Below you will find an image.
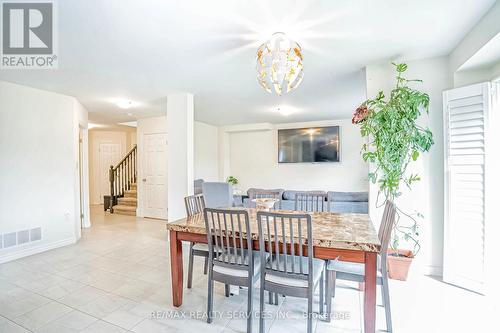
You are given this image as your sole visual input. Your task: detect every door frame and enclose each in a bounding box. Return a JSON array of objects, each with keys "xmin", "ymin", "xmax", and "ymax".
[{"xmin": 77, "ymin": 125, "xmax": 91, "ymax": 231}]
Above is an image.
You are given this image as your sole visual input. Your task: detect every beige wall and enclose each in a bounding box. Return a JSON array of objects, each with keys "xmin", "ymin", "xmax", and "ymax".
[
  {"xmin": 88, "ymin": 128, "xmax": 137, "ymax": 204},
  {"xmin": 0, "ymin": 81, "xmax": 88, "ymax": 263},
  {"xmin": 222, "ymin": 119, "xmax": 368, "ymax": 193},
  {"xmin": 194, "ymin": 121, "xmax": 219, "ymax": 182}
]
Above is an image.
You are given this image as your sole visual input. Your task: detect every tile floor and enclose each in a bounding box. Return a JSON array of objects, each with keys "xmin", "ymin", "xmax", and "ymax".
[{"xmin": 0, "ymin": 206, "xmax": 496, "ymax": 332}]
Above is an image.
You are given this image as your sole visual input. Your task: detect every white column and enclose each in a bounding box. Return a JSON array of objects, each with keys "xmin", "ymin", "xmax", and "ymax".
[{"xmin": 167, "ymin": 93, "xmax": 194, "ymax": 221}]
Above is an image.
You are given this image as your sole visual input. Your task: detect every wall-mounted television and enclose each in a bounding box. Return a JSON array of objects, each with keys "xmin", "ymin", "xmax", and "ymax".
[{"xmin": 278, "ymin": 126, "xmax": 340, "ymax": 163}]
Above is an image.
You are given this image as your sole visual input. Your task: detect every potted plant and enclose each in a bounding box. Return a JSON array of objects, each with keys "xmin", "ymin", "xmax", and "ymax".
[
  {"xmin": 352, "ymin": 63, "xmax": 434, "ymax": 281},
  {"xmin": 226, "ymin": 176, "xmax": 239, "ymax": 186}
]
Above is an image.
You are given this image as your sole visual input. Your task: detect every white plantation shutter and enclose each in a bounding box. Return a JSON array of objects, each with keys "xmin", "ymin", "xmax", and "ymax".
[{"xmin": 443, "ymin": 82, "xmax": 491, "ymax": 294}]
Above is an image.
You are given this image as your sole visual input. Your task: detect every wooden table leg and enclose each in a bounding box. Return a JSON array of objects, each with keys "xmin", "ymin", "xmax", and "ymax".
[
  {"xmin": 170, "ymin": 230, "xmax": 183, "ymax": 307},
  {"xmin": 364, "ymin": 251, "xmax": 377, "ymax": 333}
]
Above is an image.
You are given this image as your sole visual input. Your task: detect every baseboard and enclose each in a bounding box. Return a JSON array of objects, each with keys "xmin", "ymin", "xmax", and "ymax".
[
  {"xmin": 423, "ymin": 265, "xmax": 443, "ymax": 277},
  {"xmin": 0, "ymin": 237, "xmax": 77, "ymax": 264}
]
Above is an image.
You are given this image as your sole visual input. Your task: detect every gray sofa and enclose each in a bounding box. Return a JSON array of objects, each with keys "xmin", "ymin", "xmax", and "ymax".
[{"xmin": 242, "ymin": 188, "xmax": 368, "ymax": 214}]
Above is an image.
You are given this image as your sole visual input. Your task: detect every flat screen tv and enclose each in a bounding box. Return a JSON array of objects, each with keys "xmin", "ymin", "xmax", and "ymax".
[{"xmin": 278, "ymin": 126, "xmax": 340, "ymax": 163}]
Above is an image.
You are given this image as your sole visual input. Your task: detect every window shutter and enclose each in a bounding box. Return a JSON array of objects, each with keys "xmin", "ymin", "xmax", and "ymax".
[{"xmin": 443, "ymin": 82, "xmax": 490, "ymax": 294}]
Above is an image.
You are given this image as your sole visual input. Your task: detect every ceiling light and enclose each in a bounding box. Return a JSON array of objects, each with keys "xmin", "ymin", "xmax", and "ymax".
[
  {"xmin": 117, "ymin": 100, "xmax": 134, "ymax": 109},
  {"xmin": 111, "ymin": 98, "xmax": 137, "ymax": 109},
  {"xmin": 273, "ymin": 105, "xmax": 299, "ymax": 116},
  {"xmin": 256, "ymin": 32, "xmax": 304, "ymax": 95}
]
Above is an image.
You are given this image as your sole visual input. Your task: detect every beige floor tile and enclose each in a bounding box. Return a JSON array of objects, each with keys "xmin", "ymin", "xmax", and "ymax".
[
  {"xmin": 102, "ymin": 309, "xmax": 145, "ymax": 329},
  {"xmin": 35, "ymin": 310, "xmax": 98, "ymax": 332},
  {"xmin": 0, "ymin": 316, "xmax": 31, "ymax": 333},
  {"xmin": 75, "ymin": 293, "xmax": 135, "ymax": 318},
  {"xmin": 79, "ymin": 320, "xmax": 126, "ymax": 333},
  {"xmin": 0, "ymin": 290, "xmax": 51, "ymax": 318},
  {"xmin": 13, "ymin": 301, "xmax": 73, "ymax": 331},
  {"xmin": 57, "ymin": 285, "xmax": 108, "ymax": 308}
]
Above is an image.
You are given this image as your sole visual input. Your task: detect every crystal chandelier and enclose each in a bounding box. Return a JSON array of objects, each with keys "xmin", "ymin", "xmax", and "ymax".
[{"xmin": 256, "ymin": 32, "xmax": 304, "ymax": 95}]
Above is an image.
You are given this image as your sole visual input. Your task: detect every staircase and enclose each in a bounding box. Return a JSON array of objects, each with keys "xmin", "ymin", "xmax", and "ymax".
[
  {"xmin": 109, "ymin": 145, "xmax": 137, "ymax": 216},
  {"xmin": 112, "ymin": 183, "xmax": 137, "ymax": 216}
]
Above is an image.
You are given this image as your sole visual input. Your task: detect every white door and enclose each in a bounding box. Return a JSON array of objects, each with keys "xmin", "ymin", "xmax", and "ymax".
[
  {"xmin": 443, "ymin": 82, "xmax": 491, "ymax": 294},
  {"xmin": 99, "ymin": 143, "xmax": 122, "ymax": 202},
  {"xmin": 143, "ymin": 133, "xmax": 168, "ymax": 219}
]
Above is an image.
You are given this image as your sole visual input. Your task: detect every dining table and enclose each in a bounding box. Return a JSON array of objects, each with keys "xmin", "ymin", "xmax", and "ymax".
[{"xmin": 166, "ymin": 208, "xmax": 381, "ymax": 333}]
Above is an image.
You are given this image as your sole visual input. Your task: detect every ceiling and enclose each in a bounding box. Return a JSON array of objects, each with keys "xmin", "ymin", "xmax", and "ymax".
[{"xmin": 0, "ymin": 0, "xmax": 495, "ymax": 125}]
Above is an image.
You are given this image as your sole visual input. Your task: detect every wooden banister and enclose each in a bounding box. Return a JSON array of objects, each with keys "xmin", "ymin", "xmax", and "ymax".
[{"xmin": 109, "ymin": 144, "xmax": 137, "ymax": 213}]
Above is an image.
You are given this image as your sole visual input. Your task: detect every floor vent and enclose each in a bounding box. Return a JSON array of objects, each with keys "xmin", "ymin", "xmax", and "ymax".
[{"xmin": 0, "ymin": 228, "xmax": 42, "ymax": 249}]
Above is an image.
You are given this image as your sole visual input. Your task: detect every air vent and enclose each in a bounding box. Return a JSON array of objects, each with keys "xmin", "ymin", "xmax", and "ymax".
[
  {"xmin": 30, "ymin": 228, "xmax": 42, "ymax": 241},
  {"xmin": 3, "ymin": 233, "xmax": 16, "ymax": 248},
  {"xmin": 0, "ymin": 228, "xmax": 42, "ymax": 249},
  {"xmin": 17, "ymin": 230, "xmax": 30, "ymax": 245}
]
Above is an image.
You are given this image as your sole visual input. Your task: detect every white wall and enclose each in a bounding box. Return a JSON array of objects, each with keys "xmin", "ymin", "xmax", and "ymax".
[
  {"xmin": 0, "ymin": 81, "xmax": 87, "ymax": 263},
  {"xmin": 167, "ymin": 94, "xmax": 194, "ymax": 221},
  {"xmin": 222, "ymin": 119, "xmax": 368, "ymax": 193},
  {"xmin": 194, "ymin": 121, "xmax": 219, "ymax": 181},
  {"xmin": 365, "ymin": 57, "xmax": 452, "ymax": 275}
]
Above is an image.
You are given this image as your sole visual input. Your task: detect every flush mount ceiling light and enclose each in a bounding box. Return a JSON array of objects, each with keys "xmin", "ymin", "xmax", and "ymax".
[
  {"xmin": 111, "ymin": 98, "xmax": 137, "ymax": 109},
  {"xmin": 256, "ymin": 32, "xmax": 303, "ymax": 96},
  {"xmin": 117, "ymin": 100, "xmax": 134, "ymax": 109},
  {"xmin": 273, "ymin": 105, "xmax": 298, "ymax": 116}
]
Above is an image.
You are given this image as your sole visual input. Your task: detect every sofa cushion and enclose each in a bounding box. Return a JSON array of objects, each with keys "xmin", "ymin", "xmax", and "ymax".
[
  {"xmin": 194, "ymin": 179, "xmax": 204, "ymax": 195},
  {"xmin": 247, "ymin": 188, "xmax": 285, "ymax": 198},
  {"xmin": 328, "ymin": 191, "xmax": 368, "ymax": 202},
  {"xmin": 282, "ymin": 190, "xmax": 327, "ymax": 201}
]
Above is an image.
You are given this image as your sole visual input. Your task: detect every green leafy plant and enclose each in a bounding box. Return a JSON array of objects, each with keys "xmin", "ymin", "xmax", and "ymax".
[
  {"xmin": 352, "ymin": 63, "xmax": 434, "ymax": 256},
  {"xmin": 226, "ymin": 176, "xmax": 239, "ymax": 186}
]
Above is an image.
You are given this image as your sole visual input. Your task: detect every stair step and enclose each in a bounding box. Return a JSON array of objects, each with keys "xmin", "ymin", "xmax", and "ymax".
[
  {"xmin": 117, "ymin": 197, "xmax": 137, "ymax": 206},
  {"xmin": 130, "ymin": 183, "xmax": 137, "ymax": 190},
  {"xmin": 124, "ymin": 190, "xmax": 137, "ymax": 198},
  {"xmin": 113, "ymin": 205, "xmax": 136, "ymax": 216}
]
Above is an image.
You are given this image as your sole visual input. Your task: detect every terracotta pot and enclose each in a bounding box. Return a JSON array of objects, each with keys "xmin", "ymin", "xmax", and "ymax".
[{"xmin": 387, "ymin": 249, "xmax": 414, "ymax": 281}]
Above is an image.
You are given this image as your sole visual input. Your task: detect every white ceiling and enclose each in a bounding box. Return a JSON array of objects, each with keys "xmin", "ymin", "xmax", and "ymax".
[{"xmin": 0, "ymin": 0, "xmax": 495, "ymax": 125}]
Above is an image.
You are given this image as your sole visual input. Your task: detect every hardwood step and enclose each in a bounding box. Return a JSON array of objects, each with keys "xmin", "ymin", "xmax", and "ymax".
[
  {"xmin": 130, "ymin": 183, "xmax": 137, "ymax": 190},
  {"xmin": 117, "ymin": 197, "xmax": 137, "ymax": 206},
  {"xmin": 113, "ymin": 205, "xmax": 136, "ymax": 216},
  {"xmin": 124, "ymin": 190, "xmax": 137, "ymax": 198}
]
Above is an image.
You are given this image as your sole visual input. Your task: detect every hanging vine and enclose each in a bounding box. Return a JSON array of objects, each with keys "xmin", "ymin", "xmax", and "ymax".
[{"xmin": 353, "ymin": 63, "xmax": 434, "ymax": 255}]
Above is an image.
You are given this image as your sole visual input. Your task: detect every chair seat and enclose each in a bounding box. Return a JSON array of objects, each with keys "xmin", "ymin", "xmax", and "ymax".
[
  {"xmin": 213, "ymin": 251, "xmax": 264, "ymax": 278},
  {"xmin": 192, "ymin": 243, "xmax": 209, "ymax": 252},
  {"xmin": 327, "ymin": 257, "xmax": 382, "ymax": 279},
  {"xmin": 266, "ymin": 255, "xmax": 325, "ymax": 288}
]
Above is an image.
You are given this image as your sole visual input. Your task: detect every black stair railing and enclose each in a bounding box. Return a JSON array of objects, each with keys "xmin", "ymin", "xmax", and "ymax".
[{"xmin": 109, "ymin": 144, "xmax": 137, "ymax": 213}]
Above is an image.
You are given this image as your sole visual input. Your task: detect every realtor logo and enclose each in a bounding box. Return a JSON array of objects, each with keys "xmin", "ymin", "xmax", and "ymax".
[{"xmin": 1, "ymin": 0, "xmax": 57, "ymax": 69}]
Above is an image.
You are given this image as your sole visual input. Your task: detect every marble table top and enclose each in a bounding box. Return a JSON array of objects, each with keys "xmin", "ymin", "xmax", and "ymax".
[{"xmin": 166, "ymin": 208, "xmax": 380, "ymax": 252}]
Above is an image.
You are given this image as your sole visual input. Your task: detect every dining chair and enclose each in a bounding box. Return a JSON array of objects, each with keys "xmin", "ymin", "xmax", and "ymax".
[
  {"xmin": 184, "ymin": 194, "xmax": 209, "ymax": 289},
  {"xmin": 294, "ymin": 192, "xmax": 330, "ymax": 212},
  {"xmin": 249, "ymin": 189, "xmax": 282, "ymax": 209},
  {"xmin": 202, "ymin": 182, "xmax": 234, "ymax": 208},
  {"xmin": 204, "ymin": 208, "xmax": 264, "ymax": 333},
  {"xmin": 325, "ymin": 200, "xmax": 396, "ymax": 332},
  {"xmin": 257, "ymin": 211, "xmax": 325, "ymax": 333}
]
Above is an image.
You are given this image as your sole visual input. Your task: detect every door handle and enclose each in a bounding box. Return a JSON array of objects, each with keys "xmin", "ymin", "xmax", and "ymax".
[{"xmin": 142, "ymin": 178, "xmax": 146, "ymax": 182}]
